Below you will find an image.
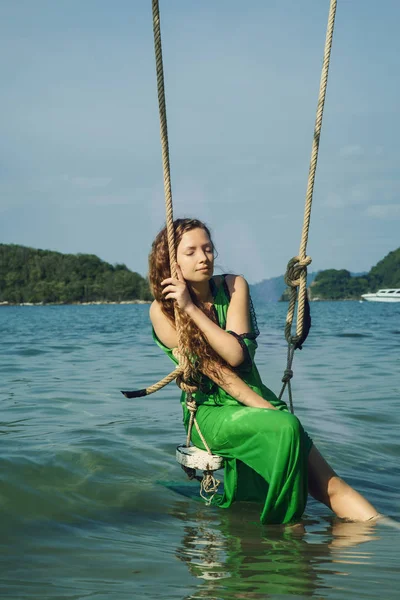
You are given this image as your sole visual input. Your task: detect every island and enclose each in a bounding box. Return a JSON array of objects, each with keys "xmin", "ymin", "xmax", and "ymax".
[
  {"xmin": 1, "ymin": 243, "xmax": 399, "ymax": 306},
  {"xmin": 276, "ymin": 247, "xmax": 400, "ymax": 301},
  {"xmin": 0, "ymin": 244, "xmax": 152, "ymax": 305},
  {"xmin": 308, "ymin": 247, "xmax": 400, "ymax": 301}
]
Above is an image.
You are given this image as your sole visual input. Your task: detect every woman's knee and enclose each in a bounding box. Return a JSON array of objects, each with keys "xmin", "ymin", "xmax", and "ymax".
[{"xmin": 278, "ymin": 412, "xmax": 303, "ymax": 438}]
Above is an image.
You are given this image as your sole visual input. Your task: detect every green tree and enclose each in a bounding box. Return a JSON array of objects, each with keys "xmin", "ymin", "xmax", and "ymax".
[
  {"xmin": 0, "ymin": 244, "xmax": 151, "ymax": 304},
  {"xmin": 309, "ymin": 248, "xmax": 400, "ymax": 300}
]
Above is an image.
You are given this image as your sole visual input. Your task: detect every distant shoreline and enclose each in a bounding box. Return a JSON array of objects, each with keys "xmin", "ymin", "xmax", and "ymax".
[{"xmin": 0, "ymin": 300, "xmax": 151, "ymax": 307}]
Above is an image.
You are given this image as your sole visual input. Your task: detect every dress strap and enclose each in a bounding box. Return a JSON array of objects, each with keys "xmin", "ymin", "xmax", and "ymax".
[
  {"xmin": 209, "ymin": 275, "xmax": 229, "ymax": 301},
  {"xmin": 221, "ymin": 274, "xmax": 231, "ymax": 301},
  {"xmin": 209, "ymin": 277, "xmax": 218, "ymax": 299}
]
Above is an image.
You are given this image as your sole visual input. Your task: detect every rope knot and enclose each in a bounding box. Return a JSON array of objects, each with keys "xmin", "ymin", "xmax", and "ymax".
[
  {"xmin": 282, "ymin": 368, "xmax": 293, "ymax": 383},
  {"xmin": 284, "ymin": 255, "xmax": 312, "ymax": 288},
  {"xmin": 186, "ymin": 397, "xmax": 197, "ymax": 415},
  {"xmin": 173, "ymin": 348, "xmax": 198, "ymax": 394},
  {"xmin": 200, "ymin": 470, "xmax": 221, "ymax": 505},
  {"xmin": 176, "ymin": 377, "xmax": 197, "ymax": 394}
]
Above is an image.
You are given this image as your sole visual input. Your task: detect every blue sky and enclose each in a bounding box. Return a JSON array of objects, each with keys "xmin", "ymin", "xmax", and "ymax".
[{"xmin": 1, "ymin": 0, "xmax": 399, "ymax": 283}]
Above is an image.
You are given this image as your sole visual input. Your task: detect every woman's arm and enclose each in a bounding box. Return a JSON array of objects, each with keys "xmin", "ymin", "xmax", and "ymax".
[
  {"xmin": 156, "ymin": 268, "xmax": 251, "ymax": 367},
  {"xmin": 185, "ymin": 306, "xmax": 245, "ymax": 368},
  {"xmin": 150, "ymin": 302, "xmax": 274, "ymax": 408},
  {"xmin": 151, "ymin": 272, "xmax": 274, "ymax": 409},
  {"xmin": 203, "ymin": 363, "xmax": 277, "ymax": 410},
  {"xmin": 224, "ymin": 274, "xmax": 251, "ymax": 333},
  {"xmin": 151, "ymin": 299, "xmax": 246, "ymax": 367},
  {"xmin": 185, "ymin": 274, "xmax": 252, "ymax": 367}
]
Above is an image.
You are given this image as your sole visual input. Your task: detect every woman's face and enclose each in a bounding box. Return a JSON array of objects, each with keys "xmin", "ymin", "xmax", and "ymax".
[{"xmin": 176, "ymin": 227, "xmax": 214, "ymax": 282}]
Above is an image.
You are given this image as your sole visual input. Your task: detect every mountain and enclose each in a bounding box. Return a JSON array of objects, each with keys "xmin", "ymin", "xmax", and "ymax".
[
  {"xmin": 0, "ymin": 244, "xmax": 151, "ymax": 305},
  {"xmin": 2, "ymin": 242, "xmax": 398, "ymax": 305},
  {"xmin": 309, "ymin": 248, "xmax": 400, "ymax": 300},
  {"xmin": 250, "ymin": 273, "xmax": 317, "ymax": 304}
]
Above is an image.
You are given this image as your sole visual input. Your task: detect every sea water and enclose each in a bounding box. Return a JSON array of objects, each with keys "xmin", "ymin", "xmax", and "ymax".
[{"xmin": 0, "ymin": 301, "xmax": 399, "ymax": 599}]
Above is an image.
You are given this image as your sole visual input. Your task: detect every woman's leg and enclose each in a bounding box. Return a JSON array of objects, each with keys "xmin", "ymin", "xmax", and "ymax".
[{"xmin": 308, "ymin": 445, "xmax": 379, "ymax": 521}]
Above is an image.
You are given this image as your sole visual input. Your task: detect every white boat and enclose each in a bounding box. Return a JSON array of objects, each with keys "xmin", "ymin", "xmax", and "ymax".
[{"xmin": 361, "ymin": 289, "xmax": 400, "ymax": 302}]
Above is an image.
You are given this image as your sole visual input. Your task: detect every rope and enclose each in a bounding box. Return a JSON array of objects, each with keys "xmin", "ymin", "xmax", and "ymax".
[
  {"xmin": 282, "ymin": 0, "xmax": 337, "ymax": 411},
  {"xmin": 124, "ymin": 3, "xmax": 214, "ymax": 467},
  {"xmin": 278, "ymin": 343, "xmax": 295, "ymax": 413},
  {"xmin": 200, "ymin": 471, "xmax": 221, "ymax": 505},
  {"xmin": 122, "ymin": 1, "xmax": 195, "ymax": 400},
  {"xmin": 185, "ymin": 392, "xmax": 212, "ymax": 453},
  {"xmin": 152, "ymin": 0, "xmax": 175, "ymax": 280},
  {"xmin": 121, "ymin": 366, "xmax": 183, "ymax": 398},
  {"xmin": 125, "ymin": 1, "xmax": 336, "ymax": 485},
  {"xmin": 152, "ymin": 1, "xmax": 219, "ymax": 499},
  {"xmin": 152, "ymin": 0, "xmax": 193, "ymax": 386}
]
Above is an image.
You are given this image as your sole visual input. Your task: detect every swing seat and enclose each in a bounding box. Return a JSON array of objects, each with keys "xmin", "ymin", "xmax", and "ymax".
[{"xmin": 176, "ymin": 445, "xmax": 224, "ymax": 471}]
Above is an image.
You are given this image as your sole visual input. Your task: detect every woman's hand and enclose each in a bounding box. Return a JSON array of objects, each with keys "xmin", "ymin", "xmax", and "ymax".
[{"xmin": 161, "ymin": 263, "xmax": 194, "ymax": 312}]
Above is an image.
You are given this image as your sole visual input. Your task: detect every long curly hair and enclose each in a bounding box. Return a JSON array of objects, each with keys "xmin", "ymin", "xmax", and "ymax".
[{"xmin": 148, "ymin": 218, "xmax": 228, "ymax": 384}]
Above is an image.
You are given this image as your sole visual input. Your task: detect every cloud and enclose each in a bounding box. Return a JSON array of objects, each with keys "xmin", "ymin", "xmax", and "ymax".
[
  {"xmin": 339, "ymin": 144, "xmax": 364, "ymax": 157},
  {"xmin": 365, "ymin": 204, "xmax": 400, "ymax": 219}
]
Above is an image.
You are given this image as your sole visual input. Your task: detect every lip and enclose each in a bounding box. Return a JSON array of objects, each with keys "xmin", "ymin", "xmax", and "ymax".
[{"xmin": 197, "ymin": 267, "xmax": 211, "ymax": 272}]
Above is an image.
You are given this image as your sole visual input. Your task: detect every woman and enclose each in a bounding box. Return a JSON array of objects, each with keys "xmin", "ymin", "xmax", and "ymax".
[{"xmin": 149, "ymin": 218, "xmax": 379, "ymax": 524}]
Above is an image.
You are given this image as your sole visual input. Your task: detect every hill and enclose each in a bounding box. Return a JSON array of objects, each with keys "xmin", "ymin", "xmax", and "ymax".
[
  {"xmin": 2, "ymin": 243, "xmax": 398, "ymax": 305},
  {"xmin": 250, "ymin": 273, "xmax": 317, "ymax": 304},
  {"xmin": 0, "ymin": 244, "xmax": 151, "ymax": 305},
  {"xmin": 309, "ymin": 248, "xmax": 400, "ymax": 300}
]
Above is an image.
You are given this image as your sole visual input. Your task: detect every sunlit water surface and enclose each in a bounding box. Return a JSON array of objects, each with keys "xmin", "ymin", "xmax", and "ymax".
[{"xmin": 1, "ymin": 301, "xmax": 399, "ymax": 599}]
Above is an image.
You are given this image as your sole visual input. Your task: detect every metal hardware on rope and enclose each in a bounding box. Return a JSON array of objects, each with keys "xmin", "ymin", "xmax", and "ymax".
[{"xmin": 281, "ymin": 0, "xmax": 337, "ymax": 413}]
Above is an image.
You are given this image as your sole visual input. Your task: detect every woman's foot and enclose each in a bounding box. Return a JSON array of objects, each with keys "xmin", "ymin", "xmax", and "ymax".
[{"xmin": 308, "ymin": 446, "xmax": 379, "ymax": 522}]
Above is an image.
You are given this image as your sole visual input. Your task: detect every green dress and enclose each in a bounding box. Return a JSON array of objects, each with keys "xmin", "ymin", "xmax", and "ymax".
[{"xmin": 153, "ymin": 275, "xmax": 313, "ymax": 524}]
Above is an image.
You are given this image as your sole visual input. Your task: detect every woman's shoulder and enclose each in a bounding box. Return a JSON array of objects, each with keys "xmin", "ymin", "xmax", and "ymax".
[
  {"xmin": 212, "ymin": 273, "xmax": 248, "ymax": 287},
  {"xmin": 149, "ymin": 299, "xmax": 162, "ymax": 324},
  {"xmin": 149, "ymin": 300, "xmax": 177, "ymax": 349},
  {"xmin": 223, "ymin": 274, "xmax": 249, "ymax": 297},
  {"xmin": 211, "ymin": 274, "xmax": 249, "ymax": 307},
  {"xmin": 149, "ymin": 300, "xmax": 171, "ymax": 328}
]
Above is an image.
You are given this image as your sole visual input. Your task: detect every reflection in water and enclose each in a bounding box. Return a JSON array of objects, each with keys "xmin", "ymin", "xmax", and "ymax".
[{"xmin": 170, "ymin": 500, "xmax": 380, "ymax": 599}]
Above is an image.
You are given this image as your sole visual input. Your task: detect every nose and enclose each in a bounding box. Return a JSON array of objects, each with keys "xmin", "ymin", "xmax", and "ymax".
[{"xmin": 199, "ymin": 250, "xmax": 209, "ymax": 263}]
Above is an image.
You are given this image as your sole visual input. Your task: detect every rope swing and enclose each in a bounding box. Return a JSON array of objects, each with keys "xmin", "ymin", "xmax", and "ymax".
[
  {"xmin": 279, "ymin": 0, "xmax": 337, "ymax": 411},
  {"xmin": 149, "ymin": 0, "xmax": 223, "ymax": 502},
  {"xmin": 122, "ymin": 0, "xmax": 338, "ymax": 496}
]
